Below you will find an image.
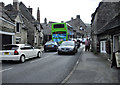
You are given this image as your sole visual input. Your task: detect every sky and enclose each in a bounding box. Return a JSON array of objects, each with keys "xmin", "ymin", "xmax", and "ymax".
[{"xmin": 1, "ymin": 0, "xmax": 102, "ymax": 24}]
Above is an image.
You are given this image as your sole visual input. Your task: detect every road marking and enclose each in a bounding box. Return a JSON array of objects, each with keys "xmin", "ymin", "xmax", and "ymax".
[
  {"xmin": 0, "ymin": 67, "xmax": 13, "ymax": 73},
  {"xmin": 60, "ymin": 48, "xmax": 83, "ymax": 84},
  {"xmin": 30, "ymin": 56, "xmax": 50, "ymax": 63}
]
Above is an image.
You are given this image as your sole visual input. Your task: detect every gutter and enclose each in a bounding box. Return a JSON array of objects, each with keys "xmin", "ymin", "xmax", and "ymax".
[{"xmin": 0, "ymin": 17, "xmax": 16, "ymax": 26}]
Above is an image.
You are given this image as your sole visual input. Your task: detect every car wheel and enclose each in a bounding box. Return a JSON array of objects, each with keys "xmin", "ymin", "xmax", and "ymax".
[
  {"xmin": 20, "ymin": 55, "xmax": 25, "ymax": 63},
  {"xmin": 44, "ymin": 49, "xmax": 47, "ymax": 52},
  {"xmin": 37, "ymin": 52, "xmax": 41, "ymax": 58}
]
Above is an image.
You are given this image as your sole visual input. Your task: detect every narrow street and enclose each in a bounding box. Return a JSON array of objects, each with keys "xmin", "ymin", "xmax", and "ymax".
[
  {"xmin": 1, "ymin": 0, "xmax": 120, "ymax": 85},
  {"xmin": 1, "ymin": 46, "xmax": 83, "ymax": 84}
]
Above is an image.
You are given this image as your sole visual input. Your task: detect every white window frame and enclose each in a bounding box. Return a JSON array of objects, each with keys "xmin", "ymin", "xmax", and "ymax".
[
  {"xmin": 0, "ymin": 31, "xmax": 15, "ymax": 44},
  {"xmin": 16, "ymin": 37, "xmax": 21, "ymax": 44},
  {"xmin": 100, "ymin": 41, "xmax": 106, "ymax": 53}
]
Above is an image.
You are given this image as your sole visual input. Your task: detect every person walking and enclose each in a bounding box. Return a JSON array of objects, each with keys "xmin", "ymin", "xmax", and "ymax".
[
  {"xmin": 85, "ymin": 38, "xmax": 90, "ymax": 51},
  {"xmin": 88, "ymin": 39, "xmax": 91, "ymax": 51}
]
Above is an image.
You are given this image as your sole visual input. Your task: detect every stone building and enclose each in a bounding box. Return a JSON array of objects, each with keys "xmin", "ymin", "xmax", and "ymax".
[
  {"xmin": 0, "ymin": 0, "xmax": 43, "ymax": 48},
  {"xmin": 91, "ymin": 1, "xmax": 120, "ymax": 60},
  {"xmin": 66, "ymin": 15, "xmax": 87, "ymax": 39},
  {"xmin": 0, "ymin": 1, "xmax": 27, "ymax": 49},
  {"xmin": 19, "ymin": 1, "xmax": 42, "ymax": 48}
]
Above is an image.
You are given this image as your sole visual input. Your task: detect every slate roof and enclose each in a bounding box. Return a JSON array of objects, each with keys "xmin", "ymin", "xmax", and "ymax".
[
  {"xmin": 97, "ymin": 12, "xmax": 120, "ymax": 34},
  {"xmin": 2, "ymin": 4, "xmax": 16, "ymax": 24},
  {"xmin": 19, "ymin": 2, "xmax": 41, "ymax": 31},
  {"xmin": 41, "ymin": 23, "xmax": 51, "ymax": 35},
  {"xmin": 4, "ymin": 4, "xmax": 18, "ymax": 22},
  {"xmin": 19, "ymin": 2, "xmax": 35, "ymax": 23},
  {"xmin": 66, "ymin": 18, "xmax": 86, "ymax": 35}
]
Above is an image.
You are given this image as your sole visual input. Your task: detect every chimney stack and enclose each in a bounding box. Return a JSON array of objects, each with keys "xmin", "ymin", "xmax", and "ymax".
[
  {"xmin": 37, "ymin": 7, "xmax": 40, "ymax": 22},
  {"xmin": 76, "ymin": 15, "xmax": 80, "ymax": 19},
  {"xmin": 28, "ymin": 6, "xmax": 33, "ymax": 15},
  {"xmin": 61, "ymin": 21, "xmax": 64, "ymax": 23},
  {"xmin": 13, "ymin": 0, "xmax": 19, "ymax": 10},
  {"xmin": 44, "ymin": 18, "xmax": 47, "ymax": 24},
  {"xmin": 71, "ymin": 17, "xmax": 73, "ymax": 20}
]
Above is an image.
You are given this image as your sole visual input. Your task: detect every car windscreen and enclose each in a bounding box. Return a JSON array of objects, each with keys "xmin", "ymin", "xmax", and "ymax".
[
  {"xmin": 61, "ymin": 42, "xmax": 74, "ymax": 46},
  {"xmin": 2, "ymin": 45, "xmax": 19, "ymax": 50}
]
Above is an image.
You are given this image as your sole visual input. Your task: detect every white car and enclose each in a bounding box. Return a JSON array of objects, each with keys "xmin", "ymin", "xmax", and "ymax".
[{"xmin": 0, "ymin": 44, "xmax": 42, "ymax": 63}]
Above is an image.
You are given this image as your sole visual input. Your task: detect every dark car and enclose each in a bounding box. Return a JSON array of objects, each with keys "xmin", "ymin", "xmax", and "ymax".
[
  {"xmin": 58, "ymin": 41, "xmax": 77, "ymax": 55},
  {"xmin": 44, "ymin": 41, "xmax": 58, "ymax": 52}
]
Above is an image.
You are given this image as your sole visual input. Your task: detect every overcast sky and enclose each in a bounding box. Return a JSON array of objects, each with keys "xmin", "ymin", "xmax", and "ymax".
[{"xmin": 1, "ymin": 0, "xmax": 102, "ymax": 24}]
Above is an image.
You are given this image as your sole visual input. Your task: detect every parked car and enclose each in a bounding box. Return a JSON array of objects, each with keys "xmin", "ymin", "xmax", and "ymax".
[
  {"xmin": 44, "ymin": 41, "xmax": 58, "ymax": 52},
  {"xmin": 0, "ymin": 44, "xmax": 41, "ymax": 63},
  {"xmin": 58, "ymin": 41, "xmax": 78, "ymax": 55}
]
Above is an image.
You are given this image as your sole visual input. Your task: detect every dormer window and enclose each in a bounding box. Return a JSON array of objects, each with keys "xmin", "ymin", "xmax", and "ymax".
[{"xmin": 16, "ymin": 23, "xmax": 20, "ymax": 33}]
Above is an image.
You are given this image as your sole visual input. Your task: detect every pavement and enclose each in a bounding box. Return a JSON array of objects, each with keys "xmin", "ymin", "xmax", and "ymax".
[{"xmin": 64, "ymin": 46, "xmax": 120, "ymax": 84}]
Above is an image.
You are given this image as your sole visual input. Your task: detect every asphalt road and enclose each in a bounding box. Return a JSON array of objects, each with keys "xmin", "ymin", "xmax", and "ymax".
[{"xmin": 1, "ymin": 46, "xmax": 83, "ymax": 84}]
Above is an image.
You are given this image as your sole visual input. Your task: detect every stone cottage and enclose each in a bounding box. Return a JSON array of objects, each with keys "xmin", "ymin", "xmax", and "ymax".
[
  {"xmin": 0, "ymin": 2, "xmax": 27, "ymax": 49},
  {"xmin": 0, "ymin": 0, "xmax": 43, "ymax": 48},
  {"xmin": 91, "ymin": 1, "xmax": 120, "ymax": 60}
]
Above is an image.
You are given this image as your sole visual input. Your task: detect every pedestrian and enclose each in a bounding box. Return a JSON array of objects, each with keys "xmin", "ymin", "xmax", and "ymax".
[
  {"xmin": 88, "ymin": 39, "xmax": 91, "ymax": 51},
  {"xmin": 85, "ymin": 38, "xmax": 90, "ymax": 51}
]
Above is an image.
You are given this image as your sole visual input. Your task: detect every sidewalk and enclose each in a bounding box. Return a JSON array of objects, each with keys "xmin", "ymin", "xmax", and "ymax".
[{"xmin": 65, "ymin": 48, "xmax": 119, "ymax": 83}]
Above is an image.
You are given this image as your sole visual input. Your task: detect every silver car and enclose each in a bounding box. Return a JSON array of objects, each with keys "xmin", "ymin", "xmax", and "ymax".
[
  {"xmin": 0, "ymin": 44, "xmax": 42, "ymax": 63},
  {"xmin": 58, "ymin": 41, "xmax": 78, "ymax": 55}
]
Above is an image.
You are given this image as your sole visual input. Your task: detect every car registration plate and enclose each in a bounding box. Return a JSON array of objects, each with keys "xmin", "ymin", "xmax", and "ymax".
[
  {"xmin": 48, "ymin": 45, "xmax": 52, "ymax": 47},
  {"xmin": 48, "ymin": 45, "xmax": 54, "ymax": 47},
  {"xmin": 4, "ymin": 52, "xmax": 10, "ymax": 55}
]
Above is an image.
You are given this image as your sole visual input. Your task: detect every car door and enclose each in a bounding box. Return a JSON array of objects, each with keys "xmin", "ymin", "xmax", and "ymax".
[
  {"xmin": 25, "ymin": 46, "xmax": 34, "ymax": 58},
  {"xmin": 29, "ymin": 46, "xmax": 36, "ymax": 58},
  {"xmin": 20, "ymin": 46, "xmax": 30, "ymax": 59}
]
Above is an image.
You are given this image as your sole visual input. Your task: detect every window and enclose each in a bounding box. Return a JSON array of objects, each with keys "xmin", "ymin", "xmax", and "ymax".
[
  {"xmin": 16, "ymin": 37, "xmax": 21, "ymax": 44},
  {"xmin": 21, "ymin": 46, "xmax": 33, "ymax": 50},
  {"xmin": 100, "ymin": 41, "xmax": 106, "ymax": 53},
  {"xmin": 54, "ymin": 24, "xmax": 64, "ymax": 28},
  {"xmin": 16, "ymin": 23, "xmax": 20, "ymax": 32},
  {"xmin": 2, "ymin": 45, "xmax": 19, "ymax": 50}
]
